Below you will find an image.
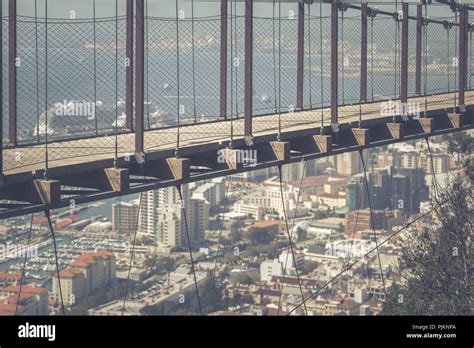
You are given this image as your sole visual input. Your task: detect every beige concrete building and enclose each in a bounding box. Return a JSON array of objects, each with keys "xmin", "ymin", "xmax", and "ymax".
[
  {"xmin": 52, "ymin": 252, "xmax": 116, "ymax": 305},
  {"xmin": 0, "ymin": 285, "xmax": 49, "ymax": 315}
]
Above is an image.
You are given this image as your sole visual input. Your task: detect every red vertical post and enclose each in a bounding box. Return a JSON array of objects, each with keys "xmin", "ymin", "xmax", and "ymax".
[
  {"xmin": 220, "ymin": 0, "xmax": 228, "ymax": 119},
  {"xmin": 415, "ymin": 4, "xmax": 422, "ymax": 96},
  {"xmin": 296, "ymin": 2, "xmax": 304, "ymax": 110},
  {"xmin": 8, "ymin": 0, "xmax": 17, "ymax": 146},
  {"xmin": 401, "ymin": 2, "xmax": 409, "ymax": 105},
  {"xmin": 330, "ymin": 0, "xmax": 338, "ymax": 126},
  {"xmin": 126, "ymin": 0, "xmax": 134, "ymax": 131},
  {"xmin": 135, "ymin": 0, "xmax": 145, "ymax": 153},
  {"xmin": 459, "ymin": 6, "xmax": 467, "ymax": 109},
  {"xmin": 244, "ymin": 0, "xmax": 252, "ymax": 138},
  {"xmin": 0, "ymin": 2, "xmax": 3, "ymax": 173},
  {"xmin": 360, "ymin": 3, "xmax": 368, "ymax": 102}
]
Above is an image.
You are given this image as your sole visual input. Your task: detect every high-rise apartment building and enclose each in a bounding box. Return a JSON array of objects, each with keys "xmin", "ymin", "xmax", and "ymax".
[{"xmin": 112, "ymin": 201, "xmax": 139, "ymax": 235}]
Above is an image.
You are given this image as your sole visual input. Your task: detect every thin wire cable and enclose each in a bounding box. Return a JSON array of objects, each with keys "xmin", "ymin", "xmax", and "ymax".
[
  {"xmin": 423, "ymin": 4, "xmax": 428, "ymax": 117},
  {"xmin": 114, "ymin": 0, "xmax": 119, "ymax": 166},
  {"xmin": 191, "ymin": 0, "xmax": 197, "ymax": 123},
  {"xmin": 146, "ymin": 0, "xmax": 150, "ymax": 129},
  {"xmin": 121, "ymin": 179, "xmax": 143, "ymax": 315},
  {"xmin": 210, "ymin": 177, "xmax": 231, "ymax": 277},
  {"xmin": 320, "ymin": 1, "xmax": 324, "ymax": 131},
  {"xmin": 425, "ymin": 137, "xmax": 442, "ymax": 200},
  {"xmin": 307, "ymin": 3, "xmax": 312, "ymax": 109},
  {"xmin": 287, "ymin": 182, "xmax": 473, "ymax": 315},
  {"xmin": 341, "ymin": 7, "xmax": 345, "ymax": 104},
  {"xmin": 34, "ymin": 0, "xmax": 40, "ymax": 143},
  {"xmin": 44, "ymin": 0, "xmax": 49, "ymax": 178},
  {"xmin": 454, "ymin": 10, "xmax": 458, "ymax": 111},
  {"xmin": 177, "ymin": 185, "xmax": 203, "ymax": 315},
  {"xmin": 93, "ymin": 0, "xmax": 98, "ymax": 135},
  {"xmin": 359, "ymin": 149, "xmax": 387, "ymax": 299},
  {"xmin": 358, "ymin": 0, "xmax": 363, "ymax": 126},
  {"xmin": 371, "ymin": 15, "xmax": 374, "ymax": 102},
  {"xmin": 470, "ymin": 29, "xmax": 473, "ymax": 90},
  {"xmin": 46, "ymin": 211, "xmax": 65, "ymax": 315},
  {"xmin": 15, "ymin": 213, "xmax": 34, "ymax": 316},
  {"xmin": 272, "ymin": 0, "xmax": 277, "ymax": 114},
  {"xmin": 233, "ymin": 0, "xmax": 239, "ymax": 121},
  {"xmin": 343, "ymin": 154, "xmax": 364, "ymax": 272},
  {"xmin": 208, "ymin": 177, "xmax": 231, "ymax": 305},
  {"xmin": 175, "ymin": 0, "xmax": 181, "ymax": 156},
  {"xmin": 277, "ymin": 0, "xmax": 282, "ymax": 141},
  {"xmin": 447, "ymin": 23, "xmax": 451, "ymax": 92},
  {"xmin": 229, "ymin": 0, "xmax": 234, "ymax": 145},
  {"xmin": 394, "ymin": 0, "xmax": 399, "ymax": 99},
  {"xmin": 276, "ymin": 163, "xmax": 308, "ymax": 316}
]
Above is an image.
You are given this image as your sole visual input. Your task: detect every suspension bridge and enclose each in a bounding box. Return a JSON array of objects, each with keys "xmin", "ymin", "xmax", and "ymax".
[
  {"xmin": 0, "ymin": 0, "xmax": 473, "ymax": 318},
  {"xmin": 0, "ymin": 0, "xmax": 473, "ymax": 221}
]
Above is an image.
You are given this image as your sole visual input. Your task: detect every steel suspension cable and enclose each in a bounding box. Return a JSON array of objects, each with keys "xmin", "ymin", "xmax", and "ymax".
[
  {"xmin": 277, "ymin": 0, "xmax": 282, "ymax": 141},
  {"xmin": 93, "ymin": 0, "xmax": 98, "ymax": 135},
  {"xmin": 454, "ymin": 9, "xmax": 458, "ymax": 111},
  {"xmin": 287, "ymin": 181, "xmax": 473, "ymax": 315},
  {"xmin": 276, "ymin": 164, "xmax": 308, "ymax": 316},
  {"xmin": 447, "ymin": 22, "xmax": 451, "ymax": 92},
  {"xmin": 358, "ymin": 0, "xmax": 363, "ymax": 127},
  {"xmin": 341, "ymin": 8, "xmax": 345, "ymax": 104},
  {"xmin": 371, "ymin": 15, "xmax": 374, "ymax": 102},
  {"xmin": 272, "ymin": 0, "xmax": 277, "ymax": 114},
  {"xmin": 191, "ymin": 0, "xmax": 197, "ymax": 123},
  {"xmin": 307, "ymin": 3, "xmax": 312, "ymax": 108},
  {"xmin": 425, "ymin": 137, "xmax": 442, "ymax": 200},
  {"xmin": 359, "ymin": 149, "xmax": 387, "ymax": 299},
  {"xmin": 44, "ymin": 0, "xmax": 49, "ymax": 179},
  {"xmin": 233, "ymin": 0, "xmax": 238, "ymax": 121},
  {"xmin": 114, "ymin": 0, "xmax": 119, "ymax": 168},
  {"xmin": 45, "ymin": 211, "xmax": 66, "ymax": 315},
  {"xmin": 344, "ymin": 151, "xmax": 365, "ymax": 272},
  {"xmin": 470, "ymin": 28, "xmax": 473, "ymax": 90},
  {"xmin": 15, "ymin": 213, "xmax": 34, "ymax": 316},
  {"xmin": 35, "ymin": 0, "xmax": 40, "ymax": 142},
  {"xmin": 229, "ymin": 0, "xmax": 234, "ymax": 146},
  {"xmin": 121, "ymin": 182, "xmax": 143, "ymax": 315},
  {"xmin": 208, "ymin": 177, "xmax": 231, "ymax": 305},
  {"xmin": 176, "ymin": 185, "xmax": 203, "ymax": 315},
  {"xmin": 146, "ymin": 0, "xmax": 150, "ymax": 129},
  {"xmin": 394, "ymin": 0, "xmax": 399, "ymax": 99},
  {"xmin": 175, "ymin": 0, "xmax": 181, "ymax": 157},
  {"xmin": 423, "ymin": 3, "xmax": 428, "ymax": 117},
  {"xmin": 470, "ymin": 29, "xmax": 473, "ymax": 89},
  {"xmin": 319, "ymin": 1, "xmax": 324, "ymax": 132}
]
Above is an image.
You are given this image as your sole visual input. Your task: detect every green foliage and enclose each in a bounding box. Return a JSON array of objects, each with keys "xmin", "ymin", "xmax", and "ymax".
[
  {"xmin": 230, "ymin": 228, "xmax": 241, "ymax": 244},
  {"xmin": 382, "ymin": 175, "xmax": 473, "ymax": 315},
  {"xmin": 240, "ymin": 241, "xmax": 286, "ymax": 259},
  {"xmin": 231, "ymin": 272, "xmax": 254, "ymax": 285},
  {"xmin": 227, "ymin": 293, "xmax": 254, "ymax": 307},
  {"xmin": 296, "ymin": 227, "xmax": 308, "ymax": 242},
  {"xmin": 447, "ymin": 131, "xmax": 474, "ymax": 155},
  {"xmin": 245, "ymin": 227, "xmax": 277, "ymax": 244}
]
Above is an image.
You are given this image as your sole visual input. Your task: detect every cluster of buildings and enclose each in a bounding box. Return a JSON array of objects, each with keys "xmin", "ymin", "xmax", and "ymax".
[
  {"xmin": 52, "ymin": 252, "xmax": 116, "ymax": 306},
  {"xmin": 0, "ymin": 251, "xmax": 117, "ymax": 315},
  {"xmin": 0, "ymin": 272, "xmax": 49, "ymax": 315},
  {"xmin": 112, "ymin": 178, "xmax": 225, "ymax": 248},
  {"xmin": 0, "ymin": 136, "xmax": 461, "ymax": 316}
]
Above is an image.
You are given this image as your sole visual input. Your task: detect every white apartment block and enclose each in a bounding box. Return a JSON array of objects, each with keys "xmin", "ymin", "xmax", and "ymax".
[{"xmin": 260, "ymin": 259, "xmax": 284, "ymax": 282}]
